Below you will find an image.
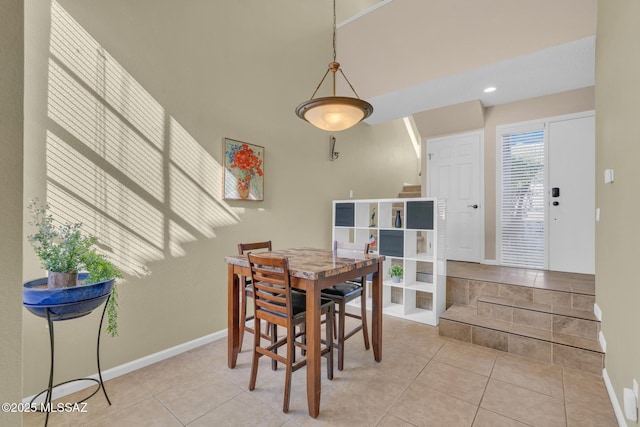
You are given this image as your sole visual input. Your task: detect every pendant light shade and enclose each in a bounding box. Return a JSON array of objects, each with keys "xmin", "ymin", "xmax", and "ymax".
[
  {"xmin": 295, "ymin": 1, "xmax": 373, "ymax": 131},
  {"xmin": 296, "ymin": 95, "xmax": 373, "ymax": 132}
]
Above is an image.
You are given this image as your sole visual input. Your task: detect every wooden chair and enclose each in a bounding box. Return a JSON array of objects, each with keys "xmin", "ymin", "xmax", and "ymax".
[
  {"xmin": 237, "ymin": 241, "xmax": 272, "ymax": 353},
  {"xmin": 247, "ymin": 253, "xmax": 334, "ymax": 413},
  {"xmin": 321, "ymin": 241, "xmax": 370, "ymax": 371}
]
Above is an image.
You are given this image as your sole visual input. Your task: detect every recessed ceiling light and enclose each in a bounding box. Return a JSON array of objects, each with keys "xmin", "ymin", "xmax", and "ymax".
[{"xmin": 484, "ymin": 86, "xmax": 497, "ymax": 93}]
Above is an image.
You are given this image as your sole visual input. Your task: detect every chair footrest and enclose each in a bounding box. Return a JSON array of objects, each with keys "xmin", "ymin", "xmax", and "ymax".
[{"xmin": 342, "ymin": 324, "xmax": 364, "ymax": 342}]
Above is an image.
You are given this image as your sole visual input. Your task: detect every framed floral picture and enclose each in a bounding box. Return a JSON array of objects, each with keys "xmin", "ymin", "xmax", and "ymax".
[{"xmin": 223, "ymin": 138, "xmax": 264, "ymax": 201}]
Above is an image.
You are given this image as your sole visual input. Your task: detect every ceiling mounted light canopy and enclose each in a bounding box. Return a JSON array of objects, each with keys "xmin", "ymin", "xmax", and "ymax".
[{"xmin": 295, "ymin": 0, "xmax": 373, "ymax": 132}]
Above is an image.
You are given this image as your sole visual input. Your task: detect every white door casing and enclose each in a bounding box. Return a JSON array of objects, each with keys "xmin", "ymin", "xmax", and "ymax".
[
  {"xmin": 427, "ymin": 131, "xmax": 483, "ymax": 262},
  {"xmin": 547, "ymin": 115, "xmax": 595, "ymax": 274}
]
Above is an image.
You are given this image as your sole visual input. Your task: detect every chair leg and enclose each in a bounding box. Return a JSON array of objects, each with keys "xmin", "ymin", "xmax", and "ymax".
[
  {"xmin": 337, "ymin": 300, "xmax": 346, "ymax": 371},
  {"xmin": 249, "ymin": 318, "xmax": 260, "ymax": 391},
  {"xmin": 264, "ymin": 321, "xmax": 271, "ymax": 339},
  {"xmin": 283, "ymin": 326, "xmax": 294, "ymax": 413},
  {"xmin": 240, "ymin": 289, "xmax": 247, "ymax": 352},
  {"xmin": 326, "ymin": 306, "xmax": 334, "ymax": 380},
  {"xmin": 360, "ymin": 291, "xmax": 370, "ymax": 350},
  {"xmin": 271, "ymin": 322, "xmax": 278, "ymax": 371}
]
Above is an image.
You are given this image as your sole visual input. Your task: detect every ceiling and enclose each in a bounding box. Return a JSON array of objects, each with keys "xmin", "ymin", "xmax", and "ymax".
[{"xmin": 337, "ymin": 0, "xmax": 598, "ymax": 126}]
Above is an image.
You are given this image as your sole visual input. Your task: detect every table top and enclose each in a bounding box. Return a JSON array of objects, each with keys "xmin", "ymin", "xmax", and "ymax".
[{"xmin": 225, "ymin": 247, "xmax": 385, "ymax": 280}]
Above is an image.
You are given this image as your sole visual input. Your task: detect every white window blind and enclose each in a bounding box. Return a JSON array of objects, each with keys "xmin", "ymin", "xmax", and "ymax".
[{"xmin": 500, "ymin": 128, "xmax": 545, "ymax": 268}]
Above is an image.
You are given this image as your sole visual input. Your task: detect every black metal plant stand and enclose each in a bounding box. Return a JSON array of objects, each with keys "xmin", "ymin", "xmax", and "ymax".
[{"xmin": 29, "ymin": 294, "xmax": 112, "ymax": 427}]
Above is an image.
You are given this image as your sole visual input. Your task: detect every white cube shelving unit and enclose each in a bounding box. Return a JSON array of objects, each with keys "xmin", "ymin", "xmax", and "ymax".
[{"xmin": 332, "ymin": 197, "xmax": 447, "ymax": 326}]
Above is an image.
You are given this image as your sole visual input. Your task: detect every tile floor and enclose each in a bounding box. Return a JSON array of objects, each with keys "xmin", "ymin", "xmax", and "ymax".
[{"xmin": 23, "ymin": 312, "xmax": 617, "ymax": 427}]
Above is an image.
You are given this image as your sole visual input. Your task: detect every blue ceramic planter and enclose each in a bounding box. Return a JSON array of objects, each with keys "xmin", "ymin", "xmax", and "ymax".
[{"xmin": 23, "ymin": 273, "xmax": 114, "ymax": 321}]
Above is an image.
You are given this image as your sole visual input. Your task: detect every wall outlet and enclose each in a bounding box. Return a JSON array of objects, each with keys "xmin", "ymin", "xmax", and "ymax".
[{"xmin": 624, "ymin": 387, "xmax": 638, "ymax": 421}]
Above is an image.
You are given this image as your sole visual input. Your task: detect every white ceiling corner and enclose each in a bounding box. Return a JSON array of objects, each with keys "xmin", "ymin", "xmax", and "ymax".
[{"xmin": 364, "ymin": 36, "xmax": 596, "ymax": 125}]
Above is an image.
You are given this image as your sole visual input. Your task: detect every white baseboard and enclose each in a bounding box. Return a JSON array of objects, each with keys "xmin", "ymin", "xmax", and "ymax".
[
  {"xmin": 595, "ymin": 303, "xmax": 606, "ymax": 352},
  {"xmin": 595, "ymin": 302, "xmax": 603, "ymax": 321},
  {"xmin": 482, "ymin": 259, "xmax": 498, "ymax": 265},
  {"xmin": 603, "ymin": 367, "xmax": 628, "ymax": 427},
  {"xmin": 599, "ymin": 331, "xmax": 607, "ymax": 353},
  {"xmin": 23, "ymin": 328, "xmax": 228, "ymax": 404}
]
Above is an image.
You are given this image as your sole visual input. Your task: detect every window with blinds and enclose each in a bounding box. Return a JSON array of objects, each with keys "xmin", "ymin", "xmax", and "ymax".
[{"xmin": 499, "ymin": 127, "xmax": 545, "ymax": 268}]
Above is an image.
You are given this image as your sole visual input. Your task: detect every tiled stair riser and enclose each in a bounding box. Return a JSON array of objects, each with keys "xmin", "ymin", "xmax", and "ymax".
[
  {"xmin": 442, "ymin": 274, "xmax": 602, "ymax": 375},
  {"xmin": 552, "ymin": 316, "xmax": 599, "ymax": 340},
  {"xmin": 476, "ymin": 300, "xmax": 600, "ymax": 340},
  {"xmin": 439, "ymin": 318, "xmax": 604, "ymax": 375},
  {"xmin": 447, "ymin": 277, "xmax": 595, "ymax": 311},
  {"xmin": 509, "ymin": 334, "xmax": 552, "ymax": 363},
  {"xmin": 514, "ymin": 308, "xmax": 552, "ymax": 331},
  {"xmin": 477, "ymin": 301, "xmax": 513, "ymax": 322}
]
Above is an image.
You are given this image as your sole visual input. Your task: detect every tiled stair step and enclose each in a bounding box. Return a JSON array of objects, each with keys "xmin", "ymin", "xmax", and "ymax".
[
  {"xmin": 402, "ymin": 184, "xmax": 421, "ymax": 193},
  {"xmin": 446, "ymin": 276, "xmax": 596, "ymax": 312},
  {"xmin": 477, "ymin": 295, "xmax": 600, "ymax": 340},
  {"xmin": 440, "ymin": 304, "xmax": 604, "ymax": 375},
  {"xmin": 398, "ymin": 191, "xmax": 421, "ymax": 198}
]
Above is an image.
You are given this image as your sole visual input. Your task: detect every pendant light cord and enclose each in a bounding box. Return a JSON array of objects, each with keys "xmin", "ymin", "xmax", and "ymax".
[
  {"xmin": 307, "ymin": 0, "xmax": 363, "ymax": 100},
  {"xmin": 333, "ymin": 0, "xmax": 337, "ymax": 62}
]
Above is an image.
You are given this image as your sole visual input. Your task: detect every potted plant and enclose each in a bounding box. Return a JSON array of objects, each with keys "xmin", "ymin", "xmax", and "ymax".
[
  {"xmin": 24, "ymin": 200, "xmax": 122, "ymax": 335},
  {"xmin": 389, "ymin": 265, "xmax": 403, "ymax": 283}
]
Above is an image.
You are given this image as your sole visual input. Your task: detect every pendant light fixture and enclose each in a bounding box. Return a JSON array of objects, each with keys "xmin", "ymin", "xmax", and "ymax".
[{"xmin": 295, "ymin": 0, "xmax": 373, "ymax": 131}]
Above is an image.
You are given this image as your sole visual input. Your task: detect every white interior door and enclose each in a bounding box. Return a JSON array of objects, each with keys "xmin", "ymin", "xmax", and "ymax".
[
  {"xmin": 547, "ymin": 115, "xmax": 595, "ymax": 274},
  {"xmin": 427, "ymin": 132, "xmax": 483, "ymax": 262}
]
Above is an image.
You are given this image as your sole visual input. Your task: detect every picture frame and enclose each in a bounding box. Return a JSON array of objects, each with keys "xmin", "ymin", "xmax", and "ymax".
[{"xmin": 223, "ymin": 137, "xmax": 264, "ymax": 201}]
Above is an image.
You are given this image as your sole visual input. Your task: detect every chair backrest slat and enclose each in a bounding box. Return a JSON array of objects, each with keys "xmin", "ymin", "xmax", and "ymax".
[
  {"xmin": 238, "ymin": 241, "xmax": 272, "ymax": 255},
  {"xmin": 334, "ymin": 241, "xmax": 369, "ymax": 258},
  {"xmin": 238, "ymin": 241, "xmax": 273, "ymax": 287},
  {"xmin": 248, "ymin": 253, "xmax": 292, "ymax": 321}
]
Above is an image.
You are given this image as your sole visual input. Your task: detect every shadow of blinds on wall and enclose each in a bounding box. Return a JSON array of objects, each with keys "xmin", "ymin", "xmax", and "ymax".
[{"xmin": 499, "ymin": 125, "xmax": 545, "ymax": 269}]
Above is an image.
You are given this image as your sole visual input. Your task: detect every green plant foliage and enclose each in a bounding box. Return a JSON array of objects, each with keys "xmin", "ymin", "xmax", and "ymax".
[
  {"xmin": 28, "ymin": 202, "xmax": 96, "ymax": 273},
  {"xmin": 82, "ymin": 250, "xmax": 123, "ymax": 337},
  {"xmin": 389, "ymin": 265, "xmax": 403, "ymax": 277},
  {"xmin": 106, "ymin": 283, "xmax": 119, "ymax": 337},
  {"xmin": 28, "ymin": 199, "xmax": 122, "ymax": 337}
]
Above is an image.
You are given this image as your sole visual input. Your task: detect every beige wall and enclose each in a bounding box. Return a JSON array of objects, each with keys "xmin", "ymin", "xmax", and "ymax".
[
  {"xmin": 21, "ymin": 0, "xmax": 418, "ymax": 396},
  {"xmin": 596, "ymin": 0, "xmax": 640, "ymax": 423},
  {"xmin": 414, "ymin": 100, "xmax": 485, "ymax": 138},
  {"xmin": 0, "ymin": 0, "xmax": 24, "ymax": 424},
  {"xmin": 420, "ymin": 87, "xmax": 594, "ymax": 260}
]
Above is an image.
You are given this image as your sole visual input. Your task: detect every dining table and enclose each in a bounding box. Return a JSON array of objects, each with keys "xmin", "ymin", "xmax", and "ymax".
[{"xmin": 225, "ymin": 247, "xmax": 385, "ymax": 417}]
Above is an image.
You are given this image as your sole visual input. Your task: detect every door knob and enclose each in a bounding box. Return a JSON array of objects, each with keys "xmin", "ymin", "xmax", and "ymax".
[{"xmin": 467, "ymin": 204, "xmax": 479, "ymax": 209}]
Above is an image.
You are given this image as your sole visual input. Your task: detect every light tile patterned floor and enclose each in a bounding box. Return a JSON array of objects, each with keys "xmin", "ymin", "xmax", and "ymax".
[{"xmin": 24, "ymin": 313, "xmax": 617, "ymax": 426}]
